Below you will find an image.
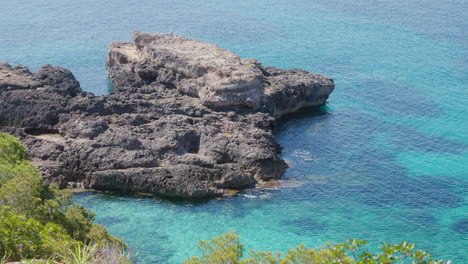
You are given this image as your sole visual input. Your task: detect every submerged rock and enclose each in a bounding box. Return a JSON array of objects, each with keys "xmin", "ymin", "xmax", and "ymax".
[{"xmin": 0, "ymin": 32, "xmax": 334, "ymax": 198}]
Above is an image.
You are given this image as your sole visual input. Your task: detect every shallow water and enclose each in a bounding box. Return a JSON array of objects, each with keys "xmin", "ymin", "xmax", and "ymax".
[{"xmin": 1, "ymin": 0, "xmax": 467, "ymax": 263}]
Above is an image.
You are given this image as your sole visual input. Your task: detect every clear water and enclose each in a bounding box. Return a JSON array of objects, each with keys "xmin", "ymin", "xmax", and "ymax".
[{"xmin": 1, "ymin": 0, "xmax": 467, "ymax": 263}]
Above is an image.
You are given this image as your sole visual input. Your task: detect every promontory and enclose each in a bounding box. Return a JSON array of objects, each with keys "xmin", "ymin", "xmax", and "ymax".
[{"xmin": 0, "ymin": 32, "xmax": 334, "ymax": 198}]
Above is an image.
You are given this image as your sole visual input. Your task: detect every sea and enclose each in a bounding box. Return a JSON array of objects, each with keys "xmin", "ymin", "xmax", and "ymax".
[{"xmin": 1, "ymin": 0, "xmax": 466, "ymax": 263}]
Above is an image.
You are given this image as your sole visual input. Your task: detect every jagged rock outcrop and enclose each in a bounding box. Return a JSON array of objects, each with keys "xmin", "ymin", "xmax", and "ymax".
[{"xmin": 0, "ymin": 32, "xmax": 334, "ymax": 198}]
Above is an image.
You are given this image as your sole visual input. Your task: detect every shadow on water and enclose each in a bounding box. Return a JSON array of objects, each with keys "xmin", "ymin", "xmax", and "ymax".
[
  {"xmin": 275, "ymin": 104, "xmax": 331, "ymax": 131},
  {"xmin": 73, "ymin": 189, "xmax": 214, "ymax": 206},
  {"xmin": 273, "ymin": 100, "xmax": 466, "ymax": 210},
  {"xmin": 282, "ymin": 217, "xmax": 328, "ymax": 235},
  {"xmin": 350, "ymin": 80, "xmax": 442, "ymax": 117},
  {"xmin": 452, "ymin": 219, "xmax": 468, "ymax": 234}
]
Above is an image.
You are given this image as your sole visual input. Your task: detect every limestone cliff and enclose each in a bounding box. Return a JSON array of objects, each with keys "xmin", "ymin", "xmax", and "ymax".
[{"xmin": 0, "ymin": 32, "xmax": 334, "ymax": 198}]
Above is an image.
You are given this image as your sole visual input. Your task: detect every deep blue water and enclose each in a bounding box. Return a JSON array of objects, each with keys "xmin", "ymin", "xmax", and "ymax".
[{"xmin": 1, "ymin": 0, "xmax": 467, "ymax": 263}]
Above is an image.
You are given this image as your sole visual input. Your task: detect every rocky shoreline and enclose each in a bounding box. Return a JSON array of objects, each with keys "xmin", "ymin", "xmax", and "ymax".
[{"xmin": 0, "ymin": 32, "xmax": 334, "ymax": 198}]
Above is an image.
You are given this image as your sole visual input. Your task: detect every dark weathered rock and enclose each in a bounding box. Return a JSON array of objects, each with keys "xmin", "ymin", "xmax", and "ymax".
[{"xmin": 0, "ymin": 32, "xmax": 334, "ymax": 198}]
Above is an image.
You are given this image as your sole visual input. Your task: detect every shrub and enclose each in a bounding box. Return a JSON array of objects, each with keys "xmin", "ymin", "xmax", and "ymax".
[
  {"xmin": 0, "ymin": 133, "xmax": 125, "ymax": 262},
  {"xmin": 86, "ymin": 224, "xmax": 126, "ymax": 247},
  {"xmin": 184, "ymin": 232, "xmax": 450, "ymax": 264},
  {"xmin": 0, "ymin": 133, "xmax": 38, "ymax": 187},
  {"xmin": 185, "ymin": 232, "xmax": 243, "ymax": 264},
  {"xmin": 60, "ymin": 242, "xmax": 137, "ymax": 264},
  {"xmin": 0, "ymin": 208, "xmax": 76, "ymax": 260}
]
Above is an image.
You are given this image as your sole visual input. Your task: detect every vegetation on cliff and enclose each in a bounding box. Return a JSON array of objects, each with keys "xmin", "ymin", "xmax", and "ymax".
[{"xmin": 0, "ymin": 133, "xmax": 126, "ymax": 262}]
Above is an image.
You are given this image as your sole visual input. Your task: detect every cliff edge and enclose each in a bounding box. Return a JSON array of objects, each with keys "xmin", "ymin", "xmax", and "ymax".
[{"xmin": 0, "ymin": 32, "xmax": 334, "ymax": 198}]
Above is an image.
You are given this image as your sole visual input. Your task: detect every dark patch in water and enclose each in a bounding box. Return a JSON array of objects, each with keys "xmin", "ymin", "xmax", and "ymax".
[
  {"xmin": 75, "ymin": 190, "xmax": 213, "ymax": 206},
  {"xmin": 283, "ymin": 218, "xmax": 327, "ymax": 235},
  {"xmin": 402, "ymin": 210, "xmax": 438, "ymax": 230},
  {"xmin": 362, "ymin": 176, "xmax": 463, "ymax": 209},
  {"xmin": 353, "ymin": 80, "xmax": 441, "ymax": 117},
  {"xmin": 393, "ymin": 124, "xmax": 468, "ymax": 154},
  {"xmin": 278, "ymin": 107, "xmax": 466, "ymax": 210},
  {"xmin": 452, "ymin": 219, "xmax": 468, "ymax": 234}
]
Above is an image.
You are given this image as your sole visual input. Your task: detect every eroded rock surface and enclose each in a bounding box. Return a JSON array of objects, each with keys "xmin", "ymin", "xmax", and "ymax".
[{"xmin": 0, "ymin": 32, "xmax": 334, "ymax": 198}]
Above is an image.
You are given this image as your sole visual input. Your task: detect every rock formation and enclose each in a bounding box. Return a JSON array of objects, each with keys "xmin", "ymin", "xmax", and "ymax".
[{"xmin": 0, "ymin": 32, "xmax": 334, "ymax": 198}]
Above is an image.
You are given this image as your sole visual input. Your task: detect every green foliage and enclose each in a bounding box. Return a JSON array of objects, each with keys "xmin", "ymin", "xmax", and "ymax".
[
  {"xmin": 0, "ymin": 171, "xmax": 42, "ymax": 216},
  {"xmin": 0, "ymin": 133, "xmax": 125, "ymax": 262},
  {"xmin": 0, "ymin": 208, "xmax": 76, "ymax": 260},
  {"xmin": 353, "ymin": 241, "xmax": 450, "ymax": 264},
  {"xmin": 184, "ymin": 233, "xmax": 450, "ymax": 264},
  {"xmin": 0, "ymin": 253, "xmax": 7, "ymax": 264},
  {"xmin": 265, "ymin": 243, "xmax": 354, "ymax": 264},
  {"xmin": 86, "ymin": 224, "xmax": 126, "ymax": 248},
  {"xmin": 60, "ymin": 242, "xmax": 137, "ymax": 264},
  {"xmin": 185, "ymin": 232, "xmax": 243, "ymax": 264},
  {"xmin": 0, "ymin": 133, "xmax": 38, "ymax": 186},
  {"xmin": 16, "ymin": 260, "xmax": 59, "ymax": 264},
  {"xmin": 62, "ymin": 243, "xmax": 98, "ymax": 264},
  {"xmin": 34, "ymin": 185, "xmax": 93, "ymax": 240},
  {"xmin": 0, "ymin": 133, "xmax": 29, "ymax": 165}
]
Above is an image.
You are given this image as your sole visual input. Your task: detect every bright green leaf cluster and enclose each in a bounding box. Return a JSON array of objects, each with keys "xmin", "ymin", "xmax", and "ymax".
[
  {"xmin": 354, "ymin": 241, "xmax": 449, "ymax": 264},
  {"xmin": 0, "ymin": 133, "xmax": 38, "ymax": 187},
  {"xmin": 184, "ymin": 232, "xmax": 450, "ymax": 264},
  {"xmin": 185, "ymin": 232, "xmax": 244, "ymax": 264}
]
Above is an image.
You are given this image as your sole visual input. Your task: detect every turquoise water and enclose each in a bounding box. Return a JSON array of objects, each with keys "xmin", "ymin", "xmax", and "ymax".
[{"xmin": 1, "ymin": 0, "xmax": 467, "ymax": 263}]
